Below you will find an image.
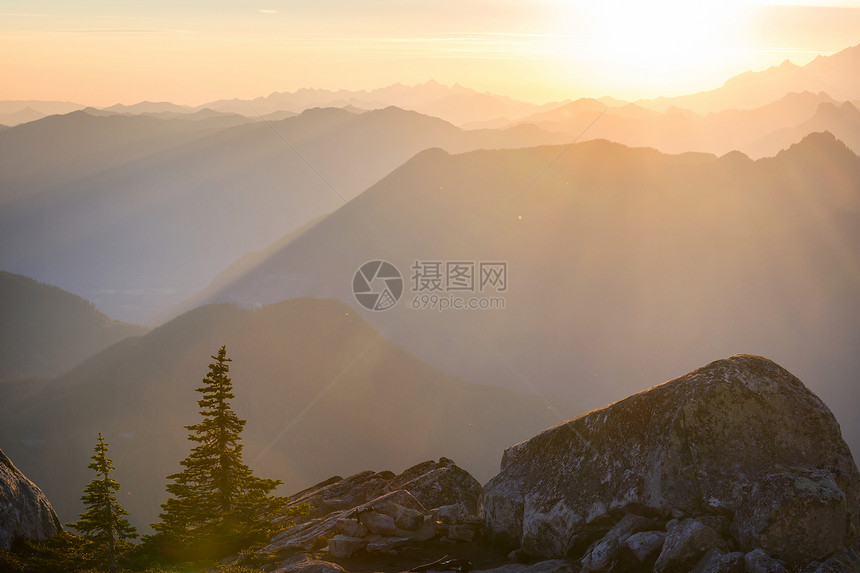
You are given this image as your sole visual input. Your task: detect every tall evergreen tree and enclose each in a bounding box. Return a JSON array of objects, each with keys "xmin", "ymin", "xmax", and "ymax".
[
  {"xmin": 150, "ymin": 345, "xmax": 284, "ymax": 561},
  {"xmin": 67, "ymin": 433, "xmax": 137, "ymax": 570}
]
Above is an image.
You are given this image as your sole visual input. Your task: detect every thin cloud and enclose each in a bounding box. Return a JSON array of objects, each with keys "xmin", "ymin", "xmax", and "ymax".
[
  {"xmin": 258, "ymin": 9, "xmax": 279, "ymax": 14},
  {"xmin": 0, "ymin": 13, "xmax": 67, "ymax": 17}
]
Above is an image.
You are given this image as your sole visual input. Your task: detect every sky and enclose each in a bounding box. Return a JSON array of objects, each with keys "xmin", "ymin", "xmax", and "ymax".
[{"xmin": 1, "ymin": 0, "xmax": 859, "ymax": 106}]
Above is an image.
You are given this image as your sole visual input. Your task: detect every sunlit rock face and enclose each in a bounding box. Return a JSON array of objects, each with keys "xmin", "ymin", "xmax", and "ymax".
[
  {"xmin": 483, "ymin": 354, "xmax": 860, "ymax": 563},
  {"xmin": 0, "ymin": 449, "xmax": 62, "ymax": 550}
]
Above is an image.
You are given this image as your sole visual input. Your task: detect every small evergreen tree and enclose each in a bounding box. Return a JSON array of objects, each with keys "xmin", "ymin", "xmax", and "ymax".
[
  {"xmin": 149, "ymin": 345, "xmax": 284, "ymax": 562},
  {"xmin": 67, "ymin": 432, "xmax": 137, "ymax": 570}
]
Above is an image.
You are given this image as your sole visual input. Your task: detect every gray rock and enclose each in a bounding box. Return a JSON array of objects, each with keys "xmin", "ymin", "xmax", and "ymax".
[
  {"xmin": 387, "ymin": 460, "xmax": 483, "ymax": 515},
  {"xmin": 483, "ymin": 355, "xmax": 860, "ymax": 558},
  {"xmin": 625, "ymin": 530, "xmax": 666, "ymax": 565},
  {"xmin": 359, "ymin": 511, "xmax": 400, "ymax": 536},
  {"xmin": 326, "ymin": 535, "xmax": 366, "ymax": 559},
  {"xmin": 281, "ymin": 458, "xmax": 477, "ymax": 527},
  {"xmin": 448, "ymin": 524, "xmax": 476, "ymax": 542},
  {"xmin": 393, "ymin": 504, "xmax": 425, "ymax": 531},
  {"xmin": 732, "ymin": 467, "xmax": 847, "ymax": 564},
  {"xmin": 0, "ymin": 449, "xmax": 62, "ymax": 550},
  {"xmin": 435, "ymin": 503, "xmax": 463, "ymax": 525},
  {"xmin": 375, "ymin": 491, "xmax": 428, "ymax": 517},
  {"xmin": 695, "ymin": 515, "xmax": 732, "ymax": 539},
  {"xmin": 812, "ymin": 557, "xmax": 858, "ymax": 573},
  {"xmin": 654, "ymin": 518, "xmax": 727, "ymax": 573},
  {"xmin": 411, "ymin": 515, "xmax": 437, "ymax": 542},
  {"xmin": 262, "ymin": 490, "xmax": 424, "ymax": 554},
  {"xmin": 744, "ymin": 548, "xmax": 788, "ymax": 573},
  {"xmin": 691, "ymin": 549, "xmax": 745, "ymax": 573},
  {"xmin": 473, "ymin": 560, "xmax": 576, "ymax": 573},
  {"xmin": 581, "ymin": 513, "xmax": 656, "ymax": 571},
  {"xmin": 284, "ymin": 471, "xmax": 390, "ymax": 523},
  {"xmin": 365, "ymin": 536, "xmax": 410, "ymax": 553},
  {"xmin": 334, "ymin": 517, "xmax": 368, "ymax": 538},
  {"xmin": 274, "ymin": 554, "xmax": 346, "ymax": 573}
]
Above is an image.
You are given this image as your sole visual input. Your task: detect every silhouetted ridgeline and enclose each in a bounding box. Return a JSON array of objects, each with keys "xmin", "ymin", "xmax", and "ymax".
[
  {"xmin": 0, "ymin": 271, "xmax": 148, "ymax": 381},
  {"xmin": 0, "ymin": 106, "xmax": 568, "ymax": 322}
]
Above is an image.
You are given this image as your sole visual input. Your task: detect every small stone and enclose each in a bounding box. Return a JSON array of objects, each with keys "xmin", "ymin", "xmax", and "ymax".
[
  {"xmin": 435, "ymin": 503, "xmax": 462, "ymax": 524},
  {"xmin": 366, "ymin": 536, "xmax": 410, "ymax": 553},
  {"xmin": 581, "ymin": 513, "xmax": 656, "ymax": 571},
  {"xmin": 625, "ymin": 530, "xmax": 666, "ymax": 564},
  {"xmin": 691, "ymin": 548, "xmax": 745, "ymax": 573},
  {"xmin": 695, "ymin": 515, "xmax": 731, "ymax": 539},
  {"xmin": 359, "ymin": 511, "xmax": 400, "ymax": 536},
  {"xmin": 448, "ymin": 524, "xmax": 476, "ymax": 542},
  {"xmin": 327, "ymin": 535, "xmax": 366, "ymax": 559},
  {"xmin": 409, "ymin": 515, "xmax": 437, "ymax": 542},
  {"xmin": 744, "ymin": 548, "xmax": 788, "ymax": 573},
  {"xmin": 655, "ymin": 518, "xmax": 727, "ymax": 573},
  {"xmin": 335, "ymin": 517, "xmax": 368, "ymax": 538},
  {"xmin": 393, "ymin": 505, "xmax": 425, "ymax": 531}
]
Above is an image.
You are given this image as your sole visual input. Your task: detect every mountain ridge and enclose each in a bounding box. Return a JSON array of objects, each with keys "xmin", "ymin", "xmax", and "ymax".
[
  {"xmin": 0, "ymin": 271, "xmax": 149, "ymax": 381},
  {"xmin": 0, "ymin": 297, "xmax": 568, "ymax": 531},
  {"xmin": 174, "ymin": 131, "xmax": 860, "ymax": 466}
]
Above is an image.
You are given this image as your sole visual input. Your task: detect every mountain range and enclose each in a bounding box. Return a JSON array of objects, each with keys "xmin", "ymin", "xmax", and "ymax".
[
  {"xmin": 639, "ymin": 43, "xmax": 860, "ymax": 113},
  {"xmin": 0, "ymin": 106, "xmax": 569, "ymax": 322},
  {"xmin": 510, "ymin": 91, "xmax": 860, "ymax": 157},
  {"xmin": 175, "ymin": 132, "xmax": 860, "ymax": 462}
]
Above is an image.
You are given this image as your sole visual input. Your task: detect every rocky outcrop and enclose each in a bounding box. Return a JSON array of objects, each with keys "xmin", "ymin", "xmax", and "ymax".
[
  {"xmin": 260, "ymin": 458, "xmax": 484, "ymax": 569},
  {"xmin": 0, "ymin": 449, "xmax": 62, "ymax": 550},
  {"xmin": 483, "ymin": 355, "xmax": 860, "ymax": 571}
]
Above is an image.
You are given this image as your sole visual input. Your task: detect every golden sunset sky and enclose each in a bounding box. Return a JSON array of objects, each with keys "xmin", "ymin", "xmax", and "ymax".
[{"xmin": 2, "ymin": 0, "xmax": 859, "ymax": 106}]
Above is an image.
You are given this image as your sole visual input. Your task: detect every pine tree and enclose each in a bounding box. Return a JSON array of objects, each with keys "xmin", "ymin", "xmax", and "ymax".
[
  {"xmin": 67, "ymin": 433, "xmax": 137, "ymax": 570},
  {"xmin": 150, "ymin": 345, "xmax": 284, "ymax": 562}
]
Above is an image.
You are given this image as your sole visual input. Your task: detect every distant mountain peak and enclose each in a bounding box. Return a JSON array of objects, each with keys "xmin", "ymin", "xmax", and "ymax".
[
  {"xmin": 776, "ymin": 130, "xmax": 856, "ymax": 161},
  {"xmin": 777, "ymin": 58, "xmax": 799, "ymax": 69}
]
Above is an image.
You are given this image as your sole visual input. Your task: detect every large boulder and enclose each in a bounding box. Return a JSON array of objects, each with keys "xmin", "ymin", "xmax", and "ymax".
[
  {"xmin": 483, "ymin": 355, "xmax": 860, "ymax": 561},
  {"xmin": 0, "ymin": 449, "xmax": 62, "ymax": 550}
]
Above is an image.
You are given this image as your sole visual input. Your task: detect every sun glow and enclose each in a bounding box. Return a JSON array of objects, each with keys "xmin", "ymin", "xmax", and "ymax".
[{"xmin": 556, "ymin": 0, "xmax": 757, "ymax": 94}]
